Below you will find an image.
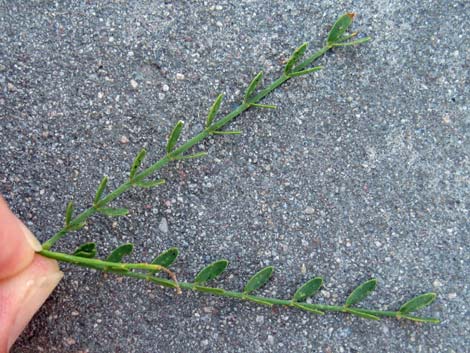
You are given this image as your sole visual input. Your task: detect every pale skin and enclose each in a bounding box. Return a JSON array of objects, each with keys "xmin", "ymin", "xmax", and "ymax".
[{"xmin": 0, "ymin": 196, "xmax": 62, "ymax": 353}]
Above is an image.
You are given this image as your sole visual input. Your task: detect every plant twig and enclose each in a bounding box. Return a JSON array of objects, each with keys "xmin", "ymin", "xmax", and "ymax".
[
  {"xmin": 36, "ymin": 13, "xmax": 438, "ymax": 324},
  {"xmin": 40, "ymin": 249, "xmax": 438, "ymax": 323}
]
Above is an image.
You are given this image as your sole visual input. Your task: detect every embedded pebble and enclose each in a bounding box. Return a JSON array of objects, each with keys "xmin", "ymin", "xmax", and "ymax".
[
  {"xmin": 304, "ymin": 206, "xmax": 315, "ymax": 215},
  {"xmin": 159, "ymin": 217, "xmax": 168, "ymax": 233}
]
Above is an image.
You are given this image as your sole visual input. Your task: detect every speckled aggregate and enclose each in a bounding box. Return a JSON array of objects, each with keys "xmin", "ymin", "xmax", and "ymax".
[{"xmin": 1, "ymin": 1, "xmax": 468, "ymax": 352}]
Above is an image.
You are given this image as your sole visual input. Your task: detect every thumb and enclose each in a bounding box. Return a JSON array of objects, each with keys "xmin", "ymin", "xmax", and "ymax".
[
  {"xmin": 0, "ymin": 196, "xmax": 63, "ymax": 353},
  {"xmin": 0, "ymin": 196, "xmax": 42, "ymax": 280}
]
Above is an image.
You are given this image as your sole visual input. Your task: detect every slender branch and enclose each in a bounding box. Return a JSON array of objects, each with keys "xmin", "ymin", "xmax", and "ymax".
[
  {"xmin": 39, "ymin": 249, "xmax": 181, "ymax": 293},
  {"xmin": 41, "ymin": 45, "xmax": 331, "ymax": 251},
  {"xmin": 35, "ymin": 14, "xmax": 438, "ymax": 324},
  {"xmin": 39, "ymin": 249, "xmax": 439, "ymax": 323}
]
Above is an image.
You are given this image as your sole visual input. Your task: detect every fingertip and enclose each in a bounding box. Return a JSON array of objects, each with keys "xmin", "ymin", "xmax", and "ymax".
[{"xmin": 0, "ymin": 195, "xmax": 38, "ymax": 280}]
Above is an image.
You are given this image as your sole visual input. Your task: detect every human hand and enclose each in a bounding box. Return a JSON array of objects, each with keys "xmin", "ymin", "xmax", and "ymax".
[{"xmin": 0, "ymin": 196, "xmax": 62, "ymax": 353}]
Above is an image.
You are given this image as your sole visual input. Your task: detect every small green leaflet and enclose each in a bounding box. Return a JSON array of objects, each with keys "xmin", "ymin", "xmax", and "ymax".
[
  {"xmin": 73, "ymin": 242, "xmax": 97, "ymax": 258},
  {"xmin": 244, "ymin": 266, "xmax": 274, "ymax": 294},
  {"xmin": 244, "ymin": 71, "xmax": 263, "ymax": 102},
  {"xmin": 399, "ymin": 315, "xmax": 440, "ymax": 324},
  {"xmin": 249, "ymin": 103, "xmax": 276, "ymax": 109},
  {"xmin": 345, "ymin": 279, "xmax": 377, "ymax": 307},
  {"xmin": 94, "ymin": 176, "xmax": 108, "ymax": 205},
  {"xmin": 332, "ymin": 37, "xmax": 371, "ymax": 47},
  {"xmin": 206, "ymin": 93, "xmax": 224, "ymax": 128},
  {"xmin": 293, "ymin": 303, "xmax": 324, "ymax": 315},
  {"xmin": 68, "ymin": 222, "xmax": 86, "ymax": 231},
  {"xmin": 399, "ymin": 293, "xmax": 436, "ymax": 314},
  {"xmin": 167, "ymin": 120, "xmax": 184, "ymax": 153},
  {"xmin": 105, "ymin": 243, "xmax": 134, "ymax": 263},
  {"xmin": 284, "ymin": 42, "xmax": 308, "ymax": 74},
  {"xmin": 150, "ymin": 247, "xmax": 179, "ymax": 268},
  {"xmin": 99, "ymin": 207, "xmax": 129, "ymax": 217},
  {"xmin": 293, "ymin": 277, "xmax": 323, "ymax": 302},
  {"xmin": 346, "ymin": 308, "xmax": 380, "ymax": 320},
  {"xmin": 194, "ymin": 259, "xmax": 228, "ymax": 284},
  {"xmin": 288, "ymin": 66, "xmax": 323, "ymax": 78},
  {"xmin": 246, "ymin": 296, "xmax": 273, "ymax": 307},
  {"xmin": 129, "ymin": 148, "xmax": 147, "ymax": 180},
  {"xmin": 194, "ymin": 286, "xmax": 225, "ymax": 295},
  {"xmin": 65, "ymin": 201, "xmax": 74, "ymax": 226},
  {"xmin": 336, "ymin": 32, "xmax": 358, "ymax": 43},
  {"xmin": 327, "ymin": 13, "xmax": 355, "ymax": 45},
  {"xmin": 134, "ymin": 179, "xmax": 166, "ymax": 188},
  {"xmin": 212, "ymin": 130, "xmax": 242, "ymax": 135}
]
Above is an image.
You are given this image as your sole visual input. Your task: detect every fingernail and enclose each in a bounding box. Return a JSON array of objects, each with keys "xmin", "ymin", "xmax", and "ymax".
[
  {"xmin": 7, "ymin": 271, "xmax": 63, "ymax": 350},
  {"xmin": 19, "ymin": 222, "xmax": 42, "ymax": 251}
]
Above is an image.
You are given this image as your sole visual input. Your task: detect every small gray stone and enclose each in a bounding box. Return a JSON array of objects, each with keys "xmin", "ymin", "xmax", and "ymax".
[
  {"xmin": 130, "ymin": 79, "xmax": 138, "ymax": 89},
  {"xmin": 159, "ymin": 217, "xmax": 168, "ymax": 233},
  {"xmin": 304, "ymin": 206, "xmax": 315, "ymax": 215}
]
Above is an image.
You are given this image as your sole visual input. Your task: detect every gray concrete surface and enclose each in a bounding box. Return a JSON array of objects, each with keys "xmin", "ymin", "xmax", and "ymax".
[{"xmin": 1, "ymin": 1, "xmax": 468, "ymax": 352}]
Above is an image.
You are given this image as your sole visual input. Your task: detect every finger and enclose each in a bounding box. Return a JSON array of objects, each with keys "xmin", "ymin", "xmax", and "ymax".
[
  {"xmin": 0, "ymin": 196, "xmax": 42, "ymax": 280},
  {"xmin": 0, "ymin": 255, "xmax": 63, "ymax": 353}
]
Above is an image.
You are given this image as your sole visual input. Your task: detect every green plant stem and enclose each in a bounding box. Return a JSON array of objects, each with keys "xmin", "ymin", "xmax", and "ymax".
[
  {"xmin": 34, "ymin": 15, "xmax": 439, "ymax": 325},
  {"xmin": 41, "ymin": 45, "xmax": 330, "ymax": 251},
  {"xmin": 38, "ymin": 249, "xmax": 438, "ymax": 323}
]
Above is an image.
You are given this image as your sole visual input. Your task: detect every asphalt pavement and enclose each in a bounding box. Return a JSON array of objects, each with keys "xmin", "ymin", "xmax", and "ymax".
[{"xmin": 0, "ymin": 1, "xmax": 468, "ymax": 352}]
